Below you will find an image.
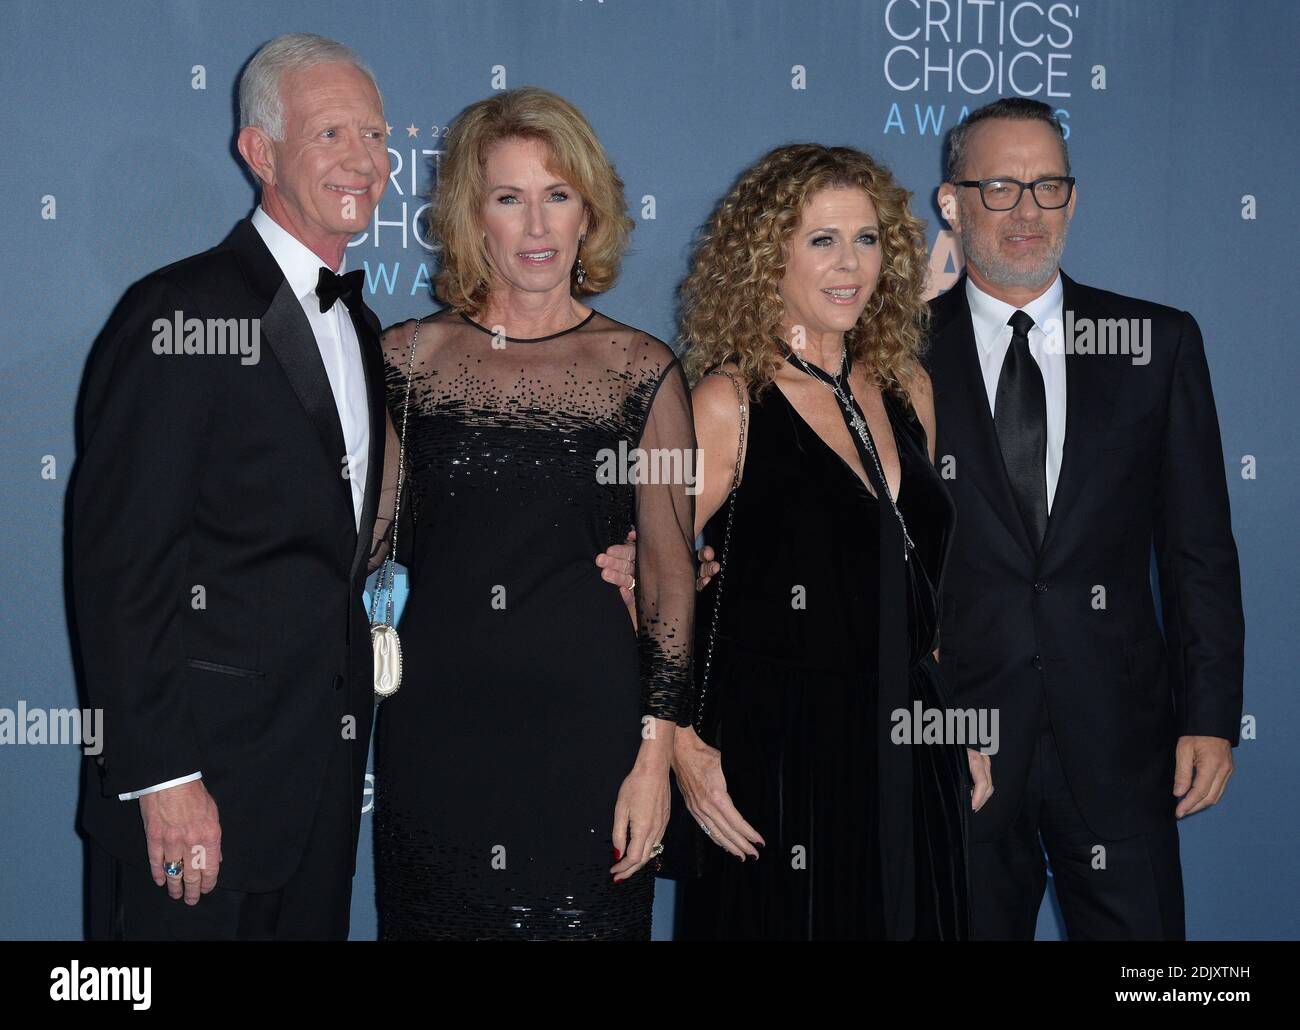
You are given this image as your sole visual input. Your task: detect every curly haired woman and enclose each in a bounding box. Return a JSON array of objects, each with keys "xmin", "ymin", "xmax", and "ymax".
[{"xmin": 672, "ymin": 144, "xmax": 992, "ymax": 940}]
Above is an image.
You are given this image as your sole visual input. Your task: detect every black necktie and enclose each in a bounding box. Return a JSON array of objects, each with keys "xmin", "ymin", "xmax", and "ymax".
[
  {"xmin": 315, "ymin": 266, "xmax": 365, "ymax": 315},
  {"xmin": 994, "ymin": 309, "xmax": 1048, "ymax": 549}
]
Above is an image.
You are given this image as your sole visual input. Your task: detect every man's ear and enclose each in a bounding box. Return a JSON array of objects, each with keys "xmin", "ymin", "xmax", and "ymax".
[
  {"xmin": 237, "ymin": 126, "xmax": 275, "ymax": 188},
  {"xmin": 937, "ymin": 185, "xmax": 959, "ymax": 232}
]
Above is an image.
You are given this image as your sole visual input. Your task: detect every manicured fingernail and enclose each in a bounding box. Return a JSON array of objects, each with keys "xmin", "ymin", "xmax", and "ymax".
[{"xmin": 612, "ymin": 847, "xmax": 622, "ymax": 860}]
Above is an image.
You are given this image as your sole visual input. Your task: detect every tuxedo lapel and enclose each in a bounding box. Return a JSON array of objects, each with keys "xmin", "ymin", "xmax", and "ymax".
[
  {"xmin": 1039, "ymin": 270, "xmax": 1119, "ymax": 556},
  {"xmin": 347, "ymin": 308, "xmax": 386, "ymax": 583},
  {"xmin": 931, "ymin": 277, "xmax": 1037, "ymax": 561},
  {"xmin": 227, "ymin": 219, "xmax": 389, "ymax": 577},
  {"xmin": 259, "ymin": 280, "xmax": 353, "ymax": 490},
  {"xmin": 228, "ymin": 219, "xmax": 351, "ymax": 482}
]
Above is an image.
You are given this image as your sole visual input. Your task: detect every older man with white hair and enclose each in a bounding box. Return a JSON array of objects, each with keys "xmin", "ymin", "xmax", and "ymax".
[{"xmin": 73, "ymin": 32, "xmax": 393, "ymax": 940}]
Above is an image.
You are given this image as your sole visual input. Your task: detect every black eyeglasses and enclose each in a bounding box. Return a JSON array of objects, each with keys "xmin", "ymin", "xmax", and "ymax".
[{"xmin": 954, "ymin": 176, "xmax": 1076, "ymax": 211}]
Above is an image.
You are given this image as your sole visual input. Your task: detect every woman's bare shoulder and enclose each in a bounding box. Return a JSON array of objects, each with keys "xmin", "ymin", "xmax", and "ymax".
[{"xmin": 692, "ymin": 361, "xmax": 747, "ymax": 425}]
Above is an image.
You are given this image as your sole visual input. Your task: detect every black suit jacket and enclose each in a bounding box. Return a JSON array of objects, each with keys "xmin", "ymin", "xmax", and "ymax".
[
  {"xmin": 927, "ymin": 271, "xmax": 1244, "ymax": 842},
  {"xmin": 71, "ymin": 218, "xmax": 384, "ymax": 892}
]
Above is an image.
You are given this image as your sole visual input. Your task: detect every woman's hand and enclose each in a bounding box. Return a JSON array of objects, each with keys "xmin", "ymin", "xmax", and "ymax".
[
  {"xmin": 695, "ymin": 544, "xmax": 719, "ymax": 592},
  {"xmin": 595, "ymin": 528, "xmax": 637, "ymax": 631},
  {"xmin": 968, "ymin": 748, "xmax": 993, "ymax": 812},
  {"xmin": 673, "ymin": 725, "xmax": 764, "ymax": 859},
  {"xmin": 610, "ymin": 723, "xmax": 673, "ymax": 882}
]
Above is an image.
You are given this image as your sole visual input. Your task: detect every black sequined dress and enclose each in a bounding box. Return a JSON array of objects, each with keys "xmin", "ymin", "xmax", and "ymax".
[{"xmin": 373, "ymin": 308, "xmax": 697, "ymax": 939}]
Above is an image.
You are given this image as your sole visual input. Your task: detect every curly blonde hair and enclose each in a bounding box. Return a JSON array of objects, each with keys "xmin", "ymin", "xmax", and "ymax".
[
  {"xmin": 680, "ymin": 143, "xmax": 931, "ymax": 404},
  {"xmin": 430, "ymin": 86, "xmax": 635, "ymax": 316}
]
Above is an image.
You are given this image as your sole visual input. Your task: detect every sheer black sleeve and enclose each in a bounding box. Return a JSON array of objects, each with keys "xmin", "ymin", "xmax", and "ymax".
[
  {"xmin": 367, "ymin": 405, "xmax": 400, "ymax": 572},
  {"xmin": 633, "ymin": 356, "xmax": 698, "ymax": 725}
]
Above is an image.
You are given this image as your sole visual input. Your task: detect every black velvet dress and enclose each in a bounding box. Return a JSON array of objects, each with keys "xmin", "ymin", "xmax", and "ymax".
[{"xmin": 678, "ymin": 365, "xmax": 970, "ymax": 940}]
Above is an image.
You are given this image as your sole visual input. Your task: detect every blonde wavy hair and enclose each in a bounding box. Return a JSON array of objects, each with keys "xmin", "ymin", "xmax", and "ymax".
[
  {"xmin": 430, "ymin": 86, "xmax": 635, "ymax": 316},
  {"xmin": 681, "ymin": 143, "xmax": 931, "ymax": 404}
]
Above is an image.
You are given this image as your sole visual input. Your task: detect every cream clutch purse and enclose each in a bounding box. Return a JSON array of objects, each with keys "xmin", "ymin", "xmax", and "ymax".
[{"xmin": 371, "ymin": 621, "xmax": 403, "ymax": 699}]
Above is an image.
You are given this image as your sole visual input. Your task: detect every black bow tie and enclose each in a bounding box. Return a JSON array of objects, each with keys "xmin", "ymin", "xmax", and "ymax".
[{"xmin": 315, "ymin": 266, "xmax": 365, "ymax": 315}]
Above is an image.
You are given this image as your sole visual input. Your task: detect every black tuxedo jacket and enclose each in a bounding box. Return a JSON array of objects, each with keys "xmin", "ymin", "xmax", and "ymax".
[
  {"xmin": 927, "ymin": 271, "xmax": 1244, "ymax": 842},
  {"xmin": 71, "ymin": 218, "xmax": 385, "ymax": 892}
]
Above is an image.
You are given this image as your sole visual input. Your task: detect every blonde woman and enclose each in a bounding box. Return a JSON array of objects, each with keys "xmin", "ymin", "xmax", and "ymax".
[
  {"xmin": 369, "ymin": 88, "xmax": 696, "ymax": 940},
  {"xmin": 672, "ymin": 144, "xmax": 992, "ymax": 940}
]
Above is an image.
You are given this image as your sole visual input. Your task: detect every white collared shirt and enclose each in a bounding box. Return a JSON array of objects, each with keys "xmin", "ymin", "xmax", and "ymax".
[
  {"xmin": 966, "ymin": 273, "xmax": 1067, "ymax": 513},
  {"xmin": 117, "ymin": 208, "xmax": 371, "ymax": 802},
  {"xmin": 251, "ymin": 205, "xmax": 370, "ymax": 525}
]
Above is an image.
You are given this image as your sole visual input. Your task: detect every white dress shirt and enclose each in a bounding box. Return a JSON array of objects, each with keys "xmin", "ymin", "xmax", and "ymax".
[
  {"xmin": 119, "ymin": 207, "xmax": 371, "ymax": 801},
  {"xmin": 966, "ymin": 273, "xmax": 1067, "ymax": 513},
  {"xmin": 251, "ymin": 204, "xmax": 370, "ymax": 524}
]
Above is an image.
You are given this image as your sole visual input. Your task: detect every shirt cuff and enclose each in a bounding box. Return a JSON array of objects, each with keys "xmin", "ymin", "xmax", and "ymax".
[{"xmin": 118, "ymin": 771, "xmax": 203, "ymax": 801}]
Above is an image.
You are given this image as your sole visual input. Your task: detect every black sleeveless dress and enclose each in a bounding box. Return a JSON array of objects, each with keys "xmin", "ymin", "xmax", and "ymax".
[{"xmin": 677, "ymin": 372, "xmax": 970, "ymax": 940}]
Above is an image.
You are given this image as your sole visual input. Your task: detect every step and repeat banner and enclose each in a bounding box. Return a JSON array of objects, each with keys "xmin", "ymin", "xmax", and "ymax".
[{"xmin": 1, "ymin": 0, "xmax": 1295, "ymax": 940}]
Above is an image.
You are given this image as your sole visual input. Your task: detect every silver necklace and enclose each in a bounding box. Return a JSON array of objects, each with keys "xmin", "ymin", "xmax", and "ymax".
[{"xmin": 787, "ymin": 345, "xmax": 915, "ymax": 560}]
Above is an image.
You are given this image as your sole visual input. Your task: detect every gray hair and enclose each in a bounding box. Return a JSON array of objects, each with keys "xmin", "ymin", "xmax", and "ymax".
[
  {"xmin": 945, "ymin": 97, "xmax": 1070, "ymax": 183},
  {"xmin": 238, "ymin": 33, "xmax": 382, "ymax": 141}
]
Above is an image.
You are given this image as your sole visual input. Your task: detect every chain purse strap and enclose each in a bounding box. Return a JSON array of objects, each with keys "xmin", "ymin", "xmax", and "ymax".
[
  {"xmin": 369, "ymin": 318, "xmax": 420, "ymax": 628},
  {"xmin": 693, "ymin": 369, "xmax": 748, "ymax": 737}
]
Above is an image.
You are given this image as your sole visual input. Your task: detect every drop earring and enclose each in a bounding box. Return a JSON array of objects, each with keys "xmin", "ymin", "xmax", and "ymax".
[{"xmin": 575, "ymin": 233, "xmax": 588, "ymax": 286}]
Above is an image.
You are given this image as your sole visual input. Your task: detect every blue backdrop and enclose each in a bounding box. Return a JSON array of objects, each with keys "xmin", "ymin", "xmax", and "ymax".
[{"xmin": 2, "ymin": 0, "xmax": 1295, "ymax": 940}]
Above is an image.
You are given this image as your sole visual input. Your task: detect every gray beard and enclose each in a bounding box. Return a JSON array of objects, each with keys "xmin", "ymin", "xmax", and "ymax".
[{"xmin": 960, "ymin": 217, "xmax": 1069, "ymax": 291}]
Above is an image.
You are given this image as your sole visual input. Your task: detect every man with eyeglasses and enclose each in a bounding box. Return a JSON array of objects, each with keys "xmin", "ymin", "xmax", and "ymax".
[{"xmin": 926, "ymin": 97, "xmax": 1244, "ymax": 939}]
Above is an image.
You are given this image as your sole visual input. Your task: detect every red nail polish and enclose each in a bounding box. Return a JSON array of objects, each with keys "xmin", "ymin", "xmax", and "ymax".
[{"xmin": 612, "ymin": 847, "xmax": 622, "ymax": 860}]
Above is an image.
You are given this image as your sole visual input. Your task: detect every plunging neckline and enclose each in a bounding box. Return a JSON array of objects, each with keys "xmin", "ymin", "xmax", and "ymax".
[{"xmin": 771, "ymin": 380, "xmax": 905, "ymax": 504}]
